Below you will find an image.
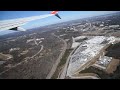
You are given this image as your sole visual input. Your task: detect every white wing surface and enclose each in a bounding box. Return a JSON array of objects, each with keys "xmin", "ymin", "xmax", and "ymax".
[{"xmin": 0, "ymin": 11, "xmax": 61, "ymax": 31}]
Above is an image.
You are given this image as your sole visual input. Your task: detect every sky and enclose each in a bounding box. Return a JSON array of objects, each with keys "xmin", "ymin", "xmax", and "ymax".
[{"xmin": 0, "ymin": 11, "xmax": 118, "ymax": 35}]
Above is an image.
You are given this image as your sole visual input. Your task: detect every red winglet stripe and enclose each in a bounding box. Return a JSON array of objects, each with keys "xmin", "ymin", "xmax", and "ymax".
[{"xmin": 51, "ymin": 11, "xmax": 58, "ymax": 14}]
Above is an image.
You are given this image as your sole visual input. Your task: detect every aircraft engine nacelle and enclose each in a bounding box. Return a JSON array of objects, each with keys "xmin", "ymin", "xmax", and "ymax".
[{"xmin": 9, "ymin": 27, "xmax": 26, "ymax": 31}]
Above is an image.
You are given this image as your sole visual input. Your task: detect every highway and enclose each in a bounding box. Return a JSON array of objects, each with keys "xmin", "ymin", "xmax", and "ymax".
[
  {"xmin": 59, "ymin": 46, "xmax": 77, "ymax": 79},
  {"xmin": 46, "ymin": 33, "xmax": 67, "ymax": 79}
]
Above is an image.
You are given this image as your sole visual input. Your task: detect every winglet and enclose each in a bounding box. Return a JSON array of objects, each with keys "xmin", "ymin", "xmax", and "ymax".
[{"xmin": 51, "ymin": 11, "xmax": 61, "ymax": 19}]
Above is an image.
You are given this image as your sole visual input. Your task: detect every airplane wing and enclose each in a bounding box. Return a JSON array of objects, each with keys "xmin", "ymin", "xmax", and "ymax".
[{"xmin": 0, "ymin": 11, "xmax": 61, "ymax": 31}]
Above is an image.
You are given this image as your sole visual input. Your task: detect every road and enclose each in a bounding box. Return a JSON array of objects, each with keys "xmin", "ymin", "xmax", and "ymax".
[
  {"xmin": 59, "ymin": 47, "xmax": 76, "ymax": 79},
  {"xmin": 71, "ymin": 75, "xmax": 100, "ymax": 79},
  {"xmin": 46, "ymin": 33, "xmax": 67, "ymax": 79},
  {"xmin": 93, "ymin": 64, "xmax": 106, "ymax": 70},
  {"xmin": 30, "ymin": 45, "xmax": 43, "ymax": 59}
]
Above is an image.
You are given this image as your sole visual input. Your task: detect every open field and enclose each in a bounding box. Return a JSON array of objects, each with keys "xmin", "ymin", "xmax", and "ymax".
[
  {"xmin": 106, "ymin": 58, "xmax": 119, "ymax": 74},
  {"xmin": 0, "ymin": 29, "xmax": 64, "ymax": 79}
]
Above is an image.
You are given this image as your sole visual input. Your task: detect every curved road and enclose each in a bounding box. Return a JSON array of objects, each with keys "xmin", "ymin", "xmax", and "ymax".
[
  {"xmin": 71, "ymin": 75, "xmax": 100, "ymax": 79},
  {"xmin": 0, "ymin": 45, "xmax": 43, "ymax": 76},
  {"xmin": 46, "ymin": 33, "xmax": 67, "ymax": 79}
]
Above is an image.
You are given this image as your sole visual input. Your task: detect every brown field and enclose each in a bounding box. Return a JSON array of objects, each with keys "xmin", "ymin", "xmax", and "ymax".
[
  {"xmin": 0, "ymin": 53, "xmax": 13, "ymax": 60},
  {"xmin": 106, "ymin": 58, "xmax": 120, "ymax": 74}
]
